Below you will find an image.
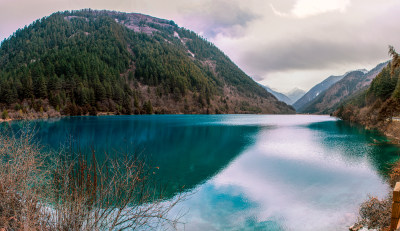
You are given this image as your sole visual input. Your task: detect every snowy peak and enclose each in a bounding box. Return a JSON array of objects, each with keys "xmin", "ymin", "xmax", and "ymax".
[
  {"xmin": 285, "ymin": 88, "xmax": 306, "ymax": 104},
  {"xmin": 262, "ymin": 86, "xmax": 305, "ymax": 105}
]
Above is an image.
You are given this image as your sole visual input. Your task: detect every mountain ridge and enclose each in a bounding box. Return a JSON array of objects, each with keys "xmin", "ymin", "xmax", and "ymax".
[
  {"xmin": 286, "ymin": 88, "xmax": 305, "ymax": 105},
  {"xmin": 293, "ymin": 75, "xmax": 345, "ymax": 111},
  {"xmin": 261, "ymin": 85, "xmax": 292, "ymax": 105},
  {"xmin": 0, "ymin": 9, "xmax": 294, "ymax": 119},
  {"xmin": 333, "ymin": 49, "xmax": 400, "ymax": 142},
  {"xmin": 300, "ymin": 62, "xmax": 388, "ymax": 114}
]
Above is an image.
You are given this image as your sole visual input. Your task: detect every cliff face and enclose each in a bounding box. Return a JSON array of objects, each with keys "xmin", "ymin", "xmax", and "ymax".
[{"xmin": 0, "ymin": 9, "xmax": 294, "ymax": 116}]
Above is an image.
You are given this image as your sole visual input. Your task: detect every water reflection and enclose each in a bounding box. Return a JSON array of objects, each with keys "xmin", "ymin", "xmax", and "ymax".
[
  {"xmin": 308, "ymin": 120, "xmax": 399, "ymax": 175},
  {"xmin": 24, "ymin": 115, "xmax": 259, "ymax": 197},
  {"xmin": 168, "ymin": 115, "xmax": 398, "ymax": 230},
  {"xmin": 10, "ymin": 115, "xmax": 400, "ymax": 230}
]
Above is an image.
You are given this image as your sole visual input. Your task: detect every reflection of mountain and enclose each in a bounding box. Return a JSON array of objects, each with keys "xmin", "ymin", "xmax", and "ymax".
[
  {"xmin": 306, "ymin": 120, "xmax": 399, "ymax": 176},
  {"xmin": 205, "ymin": 118, "xmax": 393, "ymax": 230},
  {"xmin": 24, "ymin": 115, "xmax": 259, "ymax": 197}
]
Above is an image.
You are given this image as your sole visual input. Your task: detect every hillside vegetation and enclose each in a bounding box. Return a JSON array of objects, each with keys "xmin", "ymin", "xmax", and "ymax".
[
  {"xmin": 334, "ymin": 46, "xmax": 400, "ymax": 140},
  {"xmin": 0, "ymin": 9, "xmax": 294, "ymax": 118}
]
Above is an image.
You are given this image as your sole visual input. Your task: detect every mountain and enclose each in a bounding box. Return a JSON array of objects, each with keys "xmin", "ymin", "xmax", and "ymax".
[
  {"xmin": 293, "ymin": 75, "xmax": 345, "ymax": 111},
  {"xmin": 334, "ymin": 48, "xmax": 399, "ymax": 140},
  {"xmin": 262, "ymin": 86, "xmax": 305, "ymax": 105},
  {"xmin": 261, "ymin": 85, "xmax": 292, "ymax": 105},
  {"xmin": 300, "ymin": 62, "xmax": 388, "ymax": 114},
  {"xmin": 286, "ymin": 88, "xmax": 305, "ymax": 104},
  {"xmin": 0, "ymin": 9, "xmax": 294, "ymax": 118}
]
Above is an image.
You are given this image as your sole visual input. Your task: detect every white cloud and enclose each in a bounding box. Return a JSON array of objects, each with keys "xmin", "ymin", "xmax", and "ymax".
[
  {"xmin": 1, "ymin": 0, "xmax": 400, "ymax": 92},
  {"xmin": 271, "ymin": 0, "xmax": 351, "ymax": 18},
  {"xmin": 292, "ymin": 0, "xmax": 351, "ymax": 18}
]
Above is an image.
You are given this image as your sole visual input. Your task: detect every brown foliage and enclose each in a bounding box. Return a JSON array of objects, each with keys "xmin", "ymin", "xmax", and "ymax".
[
  {"xmin": 0, "ymin": 127, "xmax": 50, "ymax": 229},
  {"xmin": 358, "ymin": 195, "xmax": 391, "ymax": 230},
  {"xmin": 390, "ymin": 161, "xmax": 400, "ymax": 188},
  {"xmin": 355, "ymin": 161, "xmax": 400, "ymax": 231},
  {"xmin": 389, "ymin": 45, "xmax": 400, "ymax": 76}
]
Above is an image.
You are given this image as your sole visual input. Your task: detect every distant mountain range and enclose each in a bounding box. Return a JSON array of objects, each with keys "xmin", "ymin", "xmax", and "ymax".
[
  {"xmin": 293, "ymin": 75, "xmax": 346, "ymax": 111},
  {"xmin": 286, "ymin": 88, "xmax": 306, "ymax": 104},
  {"xmin": 297, "ymin": 62, "xmax": 388, "ymax": 114},
  {"xmin": 0, "ymin": 9, "xmax": 295, "ymax": 117},
  {"xmin": 262, "ymin": 86, "xmax": 305, "ymax": 105},
  {"xmin": 262, "ymin": 86, "xmax": 291, "ymax": 104}
]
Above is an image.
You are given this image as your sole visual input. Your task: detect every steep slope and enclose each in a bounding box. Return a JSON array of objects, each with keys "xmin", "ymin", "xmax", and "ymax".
[
  {"xmin": 0, "ymin": 10, "xmax": 294, "ymax": 119},
  {"xmin": 286, "ymin": 88, "xmax": 305, "ymax": 105},
  {"xmin": 261, "ymin": 85, "xmax": 292, "ymax": 105},
  {"xmin": 300, "ymin": 62, "xmax": 387, "ymax": 114},
  {"xmin": 333, "ymin": 48, "xmax": 400, "ymax": 141},
  {"xmin": 293, "ymin": 75, "xmax": 345, "ymax": 111}
]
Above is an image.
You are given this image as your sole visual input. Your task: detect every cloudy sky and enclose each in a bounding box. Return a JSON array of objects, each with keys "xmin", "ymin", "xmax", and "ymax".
[{"xmin": 1, "ymin": 0, "xmax": 400, "ymax": 92}]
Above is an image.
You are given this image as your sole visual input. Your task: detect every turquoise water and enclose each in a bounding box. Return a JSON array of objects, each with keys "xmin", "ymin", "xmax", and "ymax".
[{"xmin": 11, "ymin": 115, "xmax": 400, "ymax": 230}]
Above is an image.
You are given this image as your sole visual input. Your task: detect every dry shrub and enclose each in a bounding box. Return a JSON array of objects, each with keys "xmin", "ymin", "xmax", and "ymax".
[
  {"xmin": 0, "ymin": 126, "xmax": 184, "ymax": 230},
  {"xmin": 390, "ymin": 161, "xmax": 400, "ymax": 187},
  {"xmin": 355, "ymin": 161, "xmax": 400, "ymax": 231},
  {"xmin": 0, "ymin": 127, "xmax": 50, "ymax": 230},
  {"xmin": 48, "ymin": 150, "xmax": 185, "ymax": 230},
  {"xmin": 358, "ymin": 195, "xmax": 391, "ymax": 230}
]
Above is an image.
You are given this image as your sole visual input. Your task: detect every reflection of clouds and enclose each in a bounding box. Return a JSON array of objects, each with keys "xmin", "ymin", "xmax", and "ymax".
[
  {"xmin": 211, "ymin": 114, "xmax": 337, "ymax": 127},
  {"xmin": 166, "ymin": 116, "xmax": 391, "ymax": 230},
  {"xmin": 209, "ymin": 123, "xmax": 389, "ymax": 230}
]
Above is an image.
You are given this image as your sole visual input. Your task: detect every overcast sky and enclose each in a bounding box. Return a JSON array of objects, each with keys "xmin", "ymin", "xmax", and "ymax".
[{"xmin": 1, "ymin": 0, "xmax": 400, "ymax": 92}]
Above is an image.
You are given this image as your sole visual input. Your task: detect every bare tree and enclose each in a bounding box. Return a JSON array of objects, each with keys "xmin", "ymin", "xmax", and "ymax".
[
  {"xmin": 0, "ymin": 126, "xmax": 185, "ymax": 230},
  {"xmin": 48, "ymin": 150, "xmax": 185, "ymax": 230},
  {"xmin": 0, "ymin": 126, "xmax": 50, "ymax": 229}
]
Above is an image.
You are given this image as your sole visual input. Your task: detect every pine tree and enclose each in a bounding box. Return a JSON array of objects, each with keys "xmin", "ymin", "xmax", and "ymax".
[{"xmin": 35, "ymin": 75, "xmax": 47, "ymax": 98}]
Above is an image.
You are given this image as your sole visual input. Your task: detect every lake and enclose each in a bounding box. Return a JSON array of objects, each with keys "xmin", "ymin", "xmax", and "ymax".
[{"xmin": 11, "ymin": 114, "xmax": 400, "ymax": 230}]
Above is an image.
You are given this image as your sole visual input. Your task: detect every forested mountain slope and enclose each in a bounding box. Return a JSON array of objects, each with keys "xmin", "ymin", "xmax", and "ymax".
[
  {"xmin": 0, "ymin": 9, "xmax": 294, "ymax": 118},
  {"xmin": 334, "ymin": 47, "xmax": 400, "ymax": 140}
]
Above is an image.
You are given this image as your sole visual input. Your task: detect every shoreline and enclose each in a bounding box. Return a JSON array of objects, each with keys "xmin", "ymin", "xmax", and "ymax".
[
  {"xmin": 333, "ymin": 112, "xmax": 400, "ymax": 146},
  {"xmin": 0, "ymin": 112, "xmax": 320, "ymax": 123},
  {"xmin": 336, "ymin": 116, "xmax": 400, "ymax": 230},
  {"xmin": 0, "ymin": 113, "xmax": 336, "ymax": 122},
  {"xmin": 0, "ymin": 111, "xmax": 121, "ymax": 123}
]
